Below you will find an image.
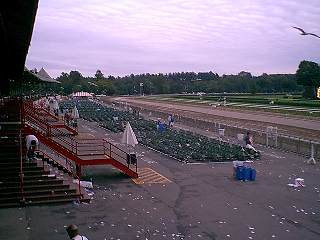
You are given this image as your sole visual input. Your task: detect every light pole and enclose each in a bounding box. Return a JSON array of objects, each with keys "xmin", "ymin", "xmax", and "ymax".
[{"xmin": 139, "ymin": 82, "xmax": 143, "ymax": 96}]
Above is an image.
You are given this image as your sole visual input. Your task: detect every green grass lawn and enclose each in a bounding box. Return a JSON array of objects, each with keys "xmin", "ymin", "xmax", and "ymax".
[{"xmin": 172, "ymin": 94, "xmax": 320, "ymax": 108}]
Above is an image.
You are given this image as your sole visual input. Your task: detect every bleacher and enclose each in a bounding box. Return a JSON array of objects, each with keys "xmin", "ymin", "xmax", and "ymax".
[{"xmin": 61, "ymin": 100, "xmax": 260, "ymax": 162}]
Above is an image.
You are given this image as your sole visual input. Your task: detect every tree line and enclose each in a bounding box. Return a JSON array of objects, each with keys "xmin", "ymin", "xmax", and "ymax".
[{"xmin": 55, "ymin": 60, "xmax": 320, "ymax": 98}]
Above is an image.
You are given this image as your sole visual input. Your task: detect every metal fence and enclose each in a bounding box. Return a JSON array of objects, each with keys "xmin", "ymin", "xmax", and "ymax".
[{"xmin": 115, "ymin": 101, "xmax": 319, "ymax": 161}]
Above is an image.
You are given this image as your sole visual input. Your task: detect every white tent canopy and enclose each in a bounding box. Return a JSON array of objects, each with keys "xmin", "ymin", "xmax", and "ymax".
[
  {"xmin": 121, "ymin": 122, "xmax": 138, "ymax": 147},
  {"xmin": 25, "ymin": 67, "xmax": 60, "ymax": 83},
  {"xmin": 72, "ymin": 91, "xmax": 93, "ymax": 97}
]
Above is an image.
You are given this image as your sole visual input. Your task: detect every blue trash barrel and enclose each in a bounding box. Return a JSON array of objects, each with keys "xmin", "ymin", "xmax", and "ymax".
[
  {"xmin": 244, "ymin": 167, "xmax": 251, "ymax": 181},
  {"xmin": 236, "ymin": 166, "xmax": 244, "ymax": 180},
  {"xmin": 250, "ymin": 168, "xmax": 256, "ymax": 181}
]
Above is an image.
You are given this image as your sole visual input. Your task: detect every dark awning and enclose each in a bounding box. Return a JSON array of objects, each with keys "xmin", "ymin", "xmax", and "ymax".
[{"xmin": 0, "ymin": 0, "xmax": 39, "ymax": 93}]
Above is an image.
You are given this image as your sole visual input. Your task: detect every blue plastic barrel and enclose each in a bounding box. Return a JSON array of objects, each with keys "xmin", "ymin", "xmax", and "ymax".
[
  {"xmin": 244, "ymin": 167, "xmax": 251, "ymax": 181},
  {"xmin": 236, "ymin": 166, "xmax": 244, "ymax": 180},
  {"xmin": 250, "ymin": 168, "xmax": 256, "ymax": 181}
]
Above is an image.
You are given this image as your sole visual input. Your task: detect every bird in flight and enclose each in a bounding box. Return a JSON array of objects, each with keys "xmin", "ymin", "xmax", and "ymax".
[{"xmin": 292, "ymin": 26, "xmax": 320, "ymax": 39}]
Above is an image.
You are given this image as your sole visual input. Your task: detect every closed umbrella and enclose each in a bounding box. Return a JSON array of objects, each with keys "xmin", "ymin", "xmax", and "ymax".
[
  {"xmin": 121, "ymin": 122, "xmax": 138, "ymax": 165},
  {"xmin": 121, "ymin": 122, "xmax": 138, "ymax": 147}
]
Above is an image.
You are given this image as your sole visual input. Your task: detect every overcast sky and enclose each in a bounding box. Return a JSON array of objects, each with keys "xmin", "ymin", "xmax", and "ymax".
[{"xmin": 26, "ymin": 0, "xmax": 320, "ymax": 78}]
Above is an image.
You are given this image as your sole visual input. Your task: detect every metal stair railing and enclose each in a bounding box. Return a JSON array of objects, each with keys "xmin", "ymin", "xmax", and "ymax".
[
  {"xmin": 22, "ymin": 101, "xmax": 138, "ymax": 178},
  {"xmin": 35, "ymin": 149, "xmax": 83, "ymax": 199},
  {"xmin": 24, "ymin": 101, "xmax": 78, "ymax": 136}
]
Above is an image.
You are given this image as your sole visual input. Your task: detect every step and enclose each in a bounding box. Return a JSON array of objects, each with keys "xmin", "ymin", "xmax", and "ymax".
[
  {"xmin": 0, "ymin": 161, "xmax": 38, "ymax": 165},
  {"xmin": 2, "ymin": 179, "xmax": 64, "ymax": 187},
  {"xmin": 0, "ymin": 183, "xmax": 72, "ymax": 193},
  {"xmin": 0, "ymin": 202, "xmax": 20, "ymax": 208},
  {"xmin": 0, "ymin": 192, "xmax": 80, "ymax": 204},
  {"xmin": 0, "ymin": 188, "xmax": 77, "ymax": 198},
  {"xmin": 0, "ymin": 153, "xmax": 21, "ymax": 158},
  {"xmin": 0, "ymin": 170, "xmax": 50, "ymax": 177},
  {"xmin": 0, "ymin": 158, "xmax": 37, "ymax": 166},
  {"xmin": 0, "ymin": 167, "xmax": 44, "ymax": 175},
  {"xmin": 0, "ymin": 164, "xmax": 42, "ymax": 171},
  {"xmin": 0, "ymin": 158, "xmax": 25, "ymax": 164},
  {"xmin": 0, "ymin": 145, "xmax": 21, "ymax": 149},
  {"xmin": 26, "ymin": 197, "xmax": 79, "ymax": 206},
  {"xmin": 0, "ymin": 195, "xmax": 80, "ymax": 208},
  {"xmin": 25, "ymin": 192, "xmax": 80, "ymax": 202},
  {"xmin": 0, "ymin": 196, "xmax": 23, "ymax": 204},
  {"xmin": 0, "ymin": 174, "xmax": 56, "ymax": 181}
]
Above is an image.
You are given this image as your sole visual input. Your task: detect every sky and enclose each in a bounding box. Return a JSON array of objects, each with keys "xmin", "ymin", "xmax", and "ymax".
[{"xmin": 26, "ymin": 0, "xmax": 320, "ymax": 78}]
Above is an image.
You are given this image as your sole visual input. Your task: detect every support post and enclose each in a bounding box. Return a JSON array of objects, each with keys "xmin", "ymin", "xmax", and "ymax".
[{"xmin": 307, "ymin": 143, "xmax": 316, "ymax": 165}]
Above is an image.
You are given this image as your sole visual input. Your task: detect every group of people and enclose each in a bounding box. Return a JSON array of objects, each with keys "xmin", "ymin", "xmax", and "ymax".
[
  {"xmin": 156, "ymin": 114, "xmax": 175, "ymax": 132},
  {"xmin": 35, "ymin": 96, "xmax": 60, "ymax": 116},
  {"xmin": 35, "ymin": 96, "xmax": 79, "ymax": 129}
]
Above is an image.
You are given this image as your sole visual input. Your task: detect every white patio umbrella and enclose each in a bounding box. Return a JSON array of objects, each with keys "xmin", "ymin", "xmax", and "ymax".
[
  {"xmin": 121, "ymin": 122, "xmax": 138, "ymax": 147},
  {"xmin": 121, "ymin": 122, "xmax": 138, "ymax": 165},
  {"xmin": 72, "ymin": 106, "xmax": 79, "ymax": 119}
]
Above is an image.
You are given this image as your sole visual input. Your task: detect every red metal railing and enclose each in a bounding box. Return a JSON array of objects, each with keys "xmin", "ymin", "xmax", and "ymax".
[
  {"xmin": 22, "ymin": 100, "xmax": 138, "ymax": 178},
  {"xmin": 35, "ymin": 149, "xmax": 82, "ymax": 199},
  {"xmin": 24, "ymin": 101, "xmax": 77, "ymax": 136}
]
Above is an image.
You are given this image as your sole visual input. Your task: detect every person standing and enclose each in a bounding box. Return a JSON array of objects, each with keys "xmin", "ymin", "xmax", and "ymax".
[
  {"xmin": 156, "ymin": 118, "xmax": 161, "ymax": 131},
  {"xmin": 52, "ymin": 97, "xmax": 59, "ymax": 117},
  {"xmin": 167, "ymin": 114, "xmax": 172, "ymax": 126},
  {"xmin": 66, "ymin": 224, "xmax": 89, "ymax": 240},
  {"xmin": 169, "ymin": 114, "xmax": 175, "ymax": 127}
]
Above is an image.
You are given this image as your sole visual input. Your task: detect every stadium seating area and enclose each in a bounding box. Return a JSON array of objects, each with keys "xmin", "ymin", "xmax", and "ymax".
[{"xmin": 60, "ymin": 100, "xmax": 260, "ymax": 162}]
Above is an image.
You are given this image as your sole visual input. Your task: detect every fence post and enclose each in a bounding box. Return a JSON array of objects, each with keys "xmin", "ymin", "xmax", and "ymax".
[{"xmin": 307, "ymin": 143, "xmax": 316, "ymax": 164}]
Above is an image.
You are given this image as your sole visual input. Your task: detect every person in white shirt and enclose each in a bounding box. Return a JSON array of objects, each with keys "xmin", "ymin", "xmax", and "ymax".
[
  {"xmin": 66, "ymin": 224, "xmax": 89, "ymax": 240},
  {"xmin": 25, "ymin": 135, "xmax": 39, "ymax": 161}
]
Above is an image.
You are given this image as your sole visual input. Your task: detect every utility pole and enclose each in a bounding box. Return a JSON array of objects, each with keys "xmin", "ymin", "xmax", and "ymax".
[{"xmin": 139, "ymin": 82, "xmax": 143, "ymax": 96}]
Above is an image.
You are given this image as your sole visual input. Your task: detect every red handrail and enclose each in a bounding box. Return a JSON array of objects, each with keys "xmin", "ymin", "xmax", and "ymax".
[
  {"xmin": 23, "ymin": 100, "xmax": 138, "ymax": 178},
  {"xmin": 35, "ymin": 149, "xmax": 83, "ymax": 199}
]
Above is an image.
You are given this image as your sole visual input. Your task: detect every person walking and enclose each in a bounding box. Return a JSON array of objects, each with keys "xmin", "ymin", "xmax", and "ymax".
[{"xmin": 66, "ymin": 224, "xmax": 89, "ymax": 240}]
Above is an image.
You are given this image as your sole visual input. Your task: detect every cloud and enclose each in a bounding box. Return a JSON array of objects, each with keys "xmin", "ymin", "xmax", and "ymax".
[{"xmin": 26, "ymin": 0, "xmax": 320, "ymax": 77}]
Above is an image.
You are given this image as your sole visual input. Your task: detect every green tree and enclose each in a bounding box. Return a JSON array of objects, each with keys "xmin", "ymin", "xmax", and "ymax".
[
  {"xmin": 296, "ymin": 60, "xmax": 320, "ymax": 99},
  {"xmin": 95, "ymin": 69, "xmax": 105, "ymax": 80}
]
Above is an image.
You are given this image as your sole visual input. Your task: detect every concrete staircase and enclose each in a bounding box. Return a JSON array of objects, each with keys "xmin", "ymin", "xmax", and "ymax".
[
  {"xmin": 0, "ymin": 138, "xmax": 81, "ymax": 208},
  {"xmin": 0, "ymin": 98, "xmax": 82, "ymax": 208}
]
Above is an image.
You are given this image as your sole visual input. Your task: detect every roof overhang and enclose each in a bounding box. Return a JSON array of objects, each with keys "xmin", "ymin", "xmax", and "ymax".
[{"xmin": 0, "ymin": 0, "xmax": 39, "ymax": 93}]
